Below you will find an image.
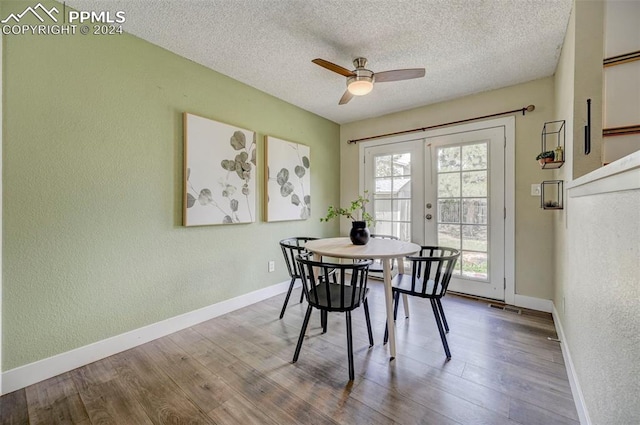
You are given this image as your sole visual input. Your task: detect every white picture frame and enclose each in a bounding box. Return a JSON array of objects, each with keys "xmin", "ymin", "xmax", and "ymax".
[
  {"xmin": 183, "ymin": 113, "xmax": 257, "ymax": 226},
  {"xmin": 265, "ymin": 136, "xmax": 311, "ymax": 222}
]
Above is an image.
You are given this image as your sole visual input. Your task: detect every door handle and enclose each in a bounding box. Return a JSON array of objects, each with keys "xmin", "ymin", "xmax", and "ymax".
[{"xmin": 425, "ymin": 214, "xmax": 433, "ymax": 220}]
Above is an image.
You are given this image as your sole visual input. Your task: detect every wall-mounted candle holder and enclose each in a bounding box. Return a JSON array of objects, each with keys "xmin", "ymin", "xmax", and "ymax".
[{"xmin": 541, "ymin": 180, "xmax": 564, "ymax": 210}]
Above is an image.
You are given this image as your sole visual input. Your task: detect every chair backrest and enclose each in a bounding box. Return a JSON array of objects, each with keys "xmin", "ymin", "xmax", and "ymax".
[
  {"xmin": 296, "ymin": 254, "xmax": 372, "ymax": 312},
  {"xmin": 370, "ymin": 234, "xmax": 399, "ymax": 241},
  {"xmin": 368, "ymin": 234, "xmax": 400, "ymax": 273},
  {"xmin": 406, "ymin": 246, "xmax": 460, "ymax": 298},
  {"xmin": 279, "ymin": 237, "xmax": 317, "ymax": 279}
]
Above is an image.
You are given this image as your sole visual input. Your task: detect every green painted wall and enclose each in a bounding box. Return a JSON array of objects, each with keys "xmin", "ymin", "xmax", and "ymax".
[{"xmin": 1, "ymin": 1, "xmax": 340, "ymax": 370}]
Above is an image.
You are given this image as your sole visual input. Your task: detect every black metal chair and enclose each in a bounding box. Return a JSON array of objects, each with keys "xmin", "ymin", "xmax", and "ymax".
[
  {"xmin": 278, "ymin": 237, "xmax": 317, "ymax": 319},
  {"xmin": 384, "ymin": 246, "xmax": 460, "ymax": 359},
  {"xmin": 368, "ymin": 234, "xmax": 399, "ymax": 273},
  {"xmin": 293, "ymin": 254, "xmax": 374, "ymax": 381}
]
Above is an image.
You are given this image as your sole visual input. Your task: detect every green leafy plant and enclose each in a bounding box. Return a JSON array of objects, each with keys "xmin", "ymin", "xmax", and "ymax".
[
  {"xmin": 535, "ymin": 150, "xmax": 555, "ymax": 161},
  {"xmin": 320, "ymin": 191, "xmax": 374, "ymax": 228}
]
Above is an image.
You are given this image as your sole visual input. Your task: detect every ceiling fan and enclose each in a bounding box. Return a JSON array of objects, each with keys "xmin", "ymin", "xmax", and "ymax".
[{"xmin": 312, "ymin": 57, "xmax": 426, "ymax": 105}]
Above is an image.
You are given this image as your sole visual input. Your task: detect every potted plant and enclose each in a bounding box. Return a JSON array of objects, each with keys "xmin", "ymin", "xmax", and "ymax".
[
  {"xmin": 321, "ymin": 191, "xmax": 374, "ymax": 245},
  {"xmin": 536, "ymin": 150, "xmax": 556, "ymax": 166}
]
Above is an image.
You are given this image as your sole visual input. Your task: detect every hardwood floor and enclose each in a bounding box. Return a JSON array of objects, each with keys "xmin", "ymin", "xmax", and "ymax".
[{"xmin": 0, "ymin": 283, "xmax": 579, "ymax": 424}]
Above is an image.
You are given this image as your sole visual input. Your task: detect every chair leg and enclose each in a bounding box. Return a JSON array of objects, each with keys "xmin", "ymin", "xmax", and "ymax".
[
  {"xmin": 402, "ymin": 293, "xmax": 410, "ymax": 318},
  {"xmin": 345, "ymin": 311, "xmax": 355, "ymax": 380},
  {"xmin": 435, "ymin": 298, "xmax": 449, "ymax": 333},
  {"xmin": 321, "ymin": 310, "xmax": 328, "ymax": 333},
  {"xmin": 293, "ymin": 305, "xmax": 313, "ymax": 363},
  {"xmin": 363, "ymin": 299, "xmax": 374, "ymax": 347},
  {"xmin": 393, "ymin": 291, "xmax": 400, "ymax": 320},
  {"xmin": 299, "ymin": 283, "xmax": 305, "ymax": 303},
  {"xmin": 430, "ymin": 299, "xmax": 451, "ymax": 359},
  {"xmin": 279, "ymin": 278, "xmax": 297, "ymax": 319},
  {"xmin": 384, "ymin": 291, "xmax": 401, "ymax": 344}
]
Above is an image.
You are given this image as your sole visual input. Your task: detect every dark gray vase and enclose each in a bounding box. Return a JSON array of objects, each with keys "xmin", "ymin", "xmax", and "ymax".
[{"xmin": 349, "ymin": 221, "xmax": 370, "ymax": 245}]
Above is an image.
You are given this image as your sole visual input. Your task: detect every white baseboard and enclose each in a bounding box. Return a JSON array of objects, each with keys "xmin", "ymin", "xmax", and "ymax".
[
  {"xmin": 552, "ymin": 304, "xmax": 591, "ymax": 425},
  {"xmin": 1, "ymin": 280, "xmax": 292, "ymax": 395},
  {"xmin": 514, "ymin": 294, "xmax": 553, "ymax": 313}
]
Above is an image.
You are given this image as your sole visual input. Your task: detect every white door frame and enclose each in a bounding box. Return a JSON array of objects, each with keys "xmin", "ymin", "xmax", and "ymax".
[{"xmin": 359, "ymin": 116, "xmax": 515, "ymax": 305}]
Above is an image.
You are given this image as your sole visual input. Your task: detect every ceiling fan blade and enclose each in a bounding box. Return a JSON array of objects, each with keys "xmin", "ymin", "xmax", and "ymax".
[
  {"xmin": 374, "ymin": 68, "xmax": 426, "ymax": 83},
  {"xmin": 338, "ymin": 90, "xmax": 353, "ymax": 105},
  {"xmin": 312, "ymin": 58, "xmax": 355, "ymax": 77}
]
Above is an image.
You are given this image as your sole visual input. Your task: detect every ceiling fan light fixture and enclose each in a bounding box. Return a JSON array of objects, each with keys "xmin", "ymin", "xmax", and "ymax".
[
  {"xmin": 312, "ymin": 57, "xmax": 425, "ymax": 105},
  {"xmin": 347, "ymin": 75, "xmax": 374, "ymax": 96}
]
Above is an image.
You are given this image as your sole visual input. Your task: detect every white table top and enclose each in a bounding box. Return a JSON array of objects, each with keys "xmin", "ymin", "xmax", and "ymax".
[{"xmin": 305, "ymin": 237, "xmax": 420, "ymax": 260}]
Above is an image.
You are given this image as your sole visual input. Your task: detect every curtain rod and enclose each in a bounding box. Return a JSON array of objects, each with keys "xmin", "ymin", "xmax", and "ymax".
[{"xmin": 347, "ymin": 104, "xmax": 535, "ymax": 144}]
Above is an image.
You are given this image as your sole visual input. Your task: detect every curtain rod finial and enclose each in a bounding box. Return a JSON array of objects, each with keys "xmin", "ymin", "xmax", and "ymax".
[{"xmin": 526, "ymin": 105, "xmax": 535, "ymax": 112}]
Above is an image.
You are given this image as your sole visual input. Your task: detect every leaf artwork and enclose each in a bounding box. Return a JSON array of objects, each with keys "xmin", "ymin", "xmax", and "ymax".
[
  {"xmin": 216, "ymin": 130, "xmax": 256, "ymax": 223},
  {"xmin": 276, "ymin": 168, "xmax": 289, "ymax": 186},
  {"xmin": 230, "ymin": 131, "xmax": 246, "ymax": 150},
  {"xmin": 266, "ymin": 137, "xmax": 311, "ymax": 221},
  {"xmin": 198, "ymin": 189, "xmax": 214, "ymax": 205},
  {"xmin": 186, "ymin": 193, "xmax": 196, "ymax": 208},
  {"xmin": 184, "ymin": 113, "xmax": 256, "ymax": 226},
  {"xmin": 280, "ymin": 181, "xmax": 294, "ymax": 197}
]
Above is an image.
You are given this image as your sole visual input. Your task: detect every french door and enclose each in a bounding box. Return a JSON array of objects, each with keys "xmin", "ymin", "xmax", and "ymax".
[
  {"xmin": 362, "ymin": 121, "xmax": 512, "ymax": 301},
  {"xmin": 424, "ymin": 127, "xmax": 505, "ymax": 300},
  {"xmin": 363, "ymin": 140, "xmax": 424, "ymax": 244}
]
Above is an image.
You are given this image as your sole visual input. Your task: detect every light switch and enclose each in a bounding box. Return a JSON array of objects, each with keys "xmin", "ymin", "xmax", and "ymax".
[{"xmin": 531, "ymin": 184, "xmax": 541, "ymax": 196}]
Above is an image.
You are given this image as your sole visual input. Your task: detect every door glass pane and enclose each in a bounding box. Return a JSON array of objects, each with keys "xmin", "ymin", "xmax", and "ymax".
[
  {"xmin": 461, "ymin": 251, "xmax": 488, "ymax": 279},
  {"xmin": 462, "ymin": 225, "xmax": 487, "ymax": 251},
  {"xmin": 376, "ymin": 220, "xmax": 392, "ymax": 235},
  {"xmin": 436, "ymin": 141, "xmax": 489, "ymax": 282},
  {"xmin": 375, "ymin": 156, "xmax": 391, "ymax": 177},
  {"xmin": 392, "ymin": 153, "xmax": 411, "ymax": 176},
  {"xmin": 438, "ymin": 146, "xmax": 461, "ymax": 172},
  {"xmin": 398, "ymin": 222, "xmax": 411, "ymax": 242},
  {"xmin": 462, "ymin": 171, "xmax": 487, "ymax": 197},
  {"xmin": 438, "ymin": 224, "xmax": 461, "ymax": 249},
  {"xmin": 438, "ymin": 173, "xmax": 460, "ymax": 197},
  {"xmin": 375, "ymin": 177, "xmax": 392, "ymax": 195},
  {"xmin": 372, "ymin": 153, "xmax": 412, "ymax": 242},
  {"xmin": 393, "ymin": 178, "xmax": 411, "ymax": 197},
  {"xmin": 462, "ymin": 199, "xmax": 487, "ymax": 224},
  {"xmin": 395, "ymin": 200, "xmax": 411, "ymax": 221},
  {"xmin": 462, "ymin": 143, "xmax": 488, "ymax": 170},
  {"xmin": 438, "ymin": 199, "xmax": 460, "ymax": 223},
  {"xmin": 374, "ymin": 199, "xmax": 391, "ymax": 220}
]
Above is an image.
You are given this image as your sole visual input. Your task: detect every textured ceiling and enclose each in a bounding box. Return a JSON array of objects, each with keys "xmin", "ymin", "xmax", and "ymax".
[{"xmin": 68, "ymin": 0, "xmax": 573, "ymax": 124}]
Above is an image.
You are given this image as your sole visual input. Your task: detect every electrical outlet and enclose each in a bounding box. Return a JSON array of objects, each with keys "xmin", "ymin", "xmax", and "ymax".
[
  {"xmin": 531, "ymin": 184, "xmax": 541, "ymax": 196},
  {"xmin": 268, "ymin": 261, "xmax": 275, "ymax": 272}
]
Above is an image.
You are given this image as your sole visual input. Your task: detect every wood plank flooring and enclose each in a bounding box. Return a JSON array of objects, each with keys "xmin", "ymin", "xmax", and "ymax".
[{"xmin": 0, "ymin": 283, "xmax": 579, "ymax": 424}]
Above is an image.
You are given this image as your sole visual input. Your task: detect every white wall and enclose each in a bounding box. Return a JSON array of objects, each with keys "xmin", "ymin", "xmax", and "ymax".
[
  {"xmin": 564, "ymin": 152, "xmax": 640, "ymax": 425},
  {"xmin": 553, "ymin": 2, "xmax": 640, "ymax": 423}
]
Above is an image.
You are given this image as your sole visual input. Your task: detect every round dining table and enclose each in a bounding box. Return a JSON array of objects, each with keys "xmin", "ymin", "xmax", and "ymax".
[{"xmin": 305, "ymin": 237, "xmax": 421, "ymax": 360}]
